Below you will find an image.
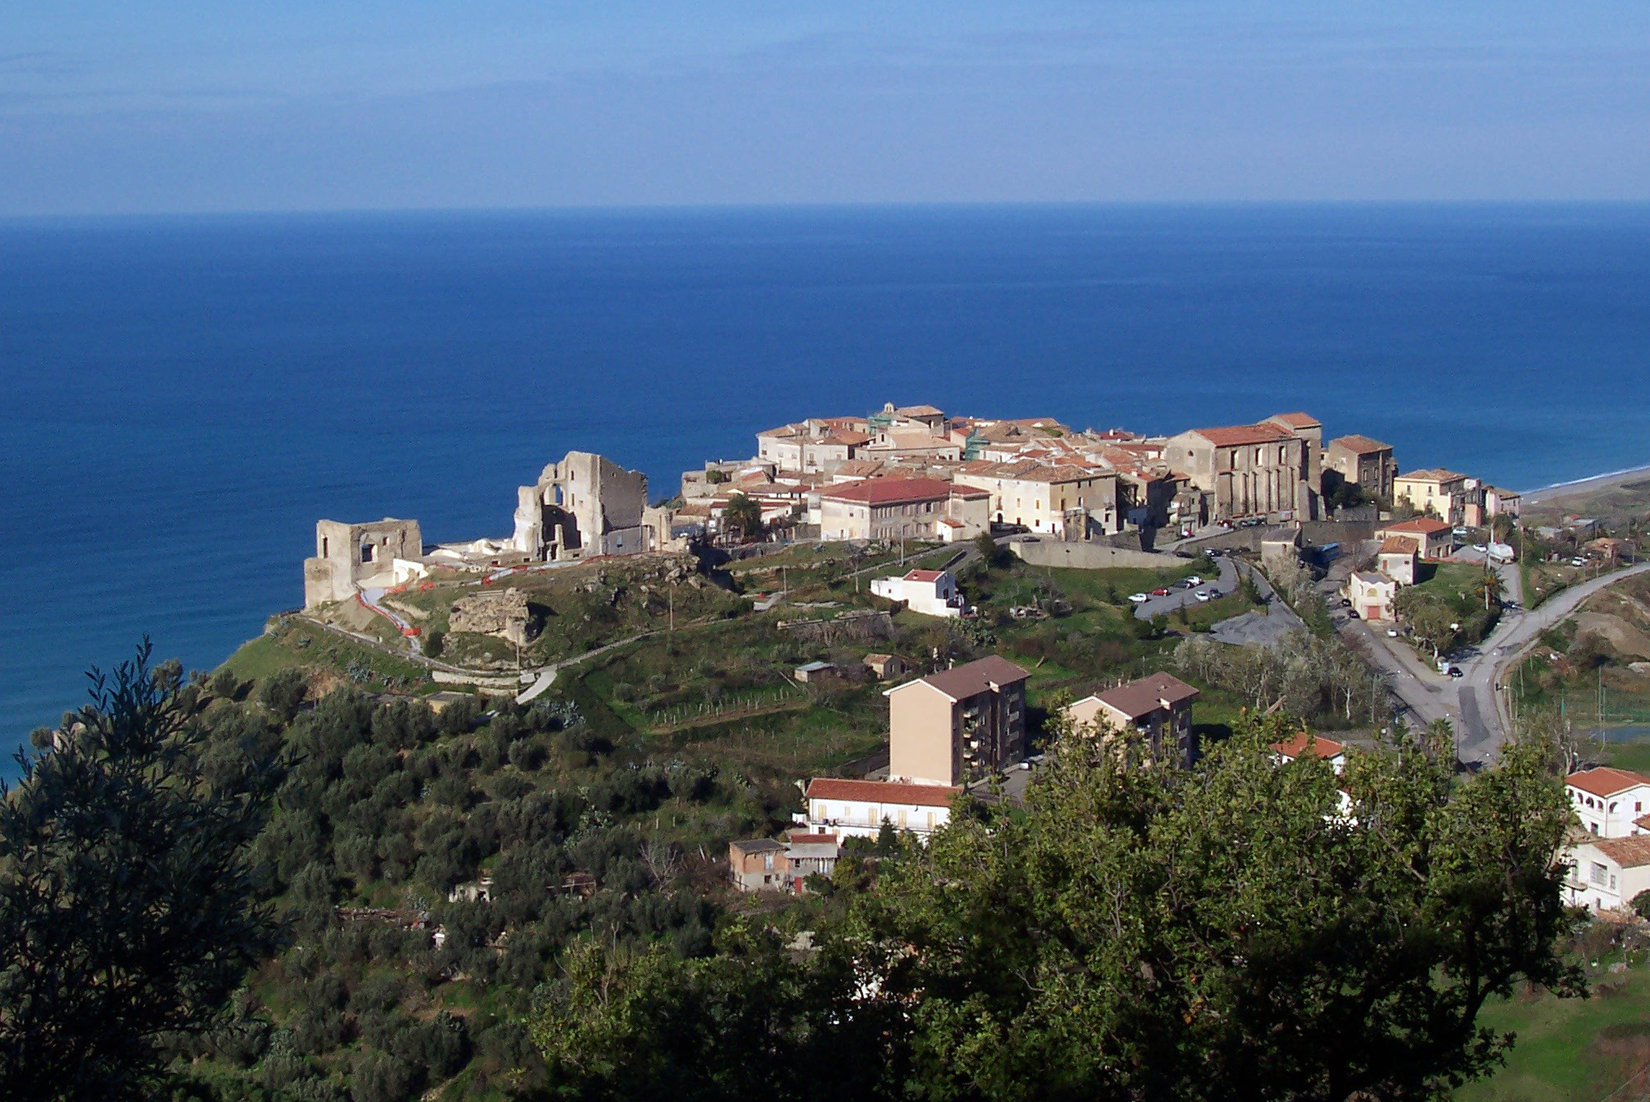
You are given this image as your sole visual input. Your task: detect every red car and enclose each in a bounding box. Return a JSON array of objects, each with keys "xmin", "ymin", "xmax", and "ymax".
[{"xmin": 1150, "ymin": 587, "xmax": 1171, "ymax": 597}]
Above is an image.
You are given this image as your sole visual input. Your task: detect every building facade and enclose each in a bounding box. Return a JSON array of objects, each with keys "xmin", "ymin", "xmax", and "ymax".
[
  {"xmin": 1065, "ymin": 672, "xmax": 1200, "ymax": 768},
  {"xmin": 1393, "ymin": 468, "xmax": 1470, "ymax": 524},
  {"xmin": 885, "ymin": 655, "xmax": 1030, "ymax": 785},
  {"xmin": 1164, "ymin": 424, "xmax": 1313, "ymax": 522},
  {"xmin": 819, "ymin": 478, "xmax": 989, "ymax": 542},
  {"xmin": 1567, "ymin": 767, "xmax": 1650, "ymax": 837},
  {"xmin": 871, "ymin": 568, "xmax": 967, "ymax": 617},
  {"xmin": 1323, "ymin": 434, "xmax": 1398, "ymax": 503},
  {"xmin": 803, "ymin": 778, "xmax": 959, "ymax": 841},
  {"xmin": 510, "ymin": 451, "xmax": 666, "ymax": 562}
]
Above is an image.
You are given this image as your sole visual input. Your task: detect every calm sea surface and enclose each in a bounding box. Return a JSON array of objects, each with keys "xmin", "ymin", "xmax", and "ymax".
[{"xmin": 4, "ymin": 204, "xmax": 1649, "ymax": 758}]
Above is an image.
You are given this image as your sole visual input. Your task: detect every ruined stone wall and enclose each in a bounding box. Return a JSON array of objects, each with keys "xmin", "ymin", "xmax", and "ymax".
[
  {"xmin": 510, "ymin": 451, "xmax": 653, "ymax": 561},
  {"xmin": 304, "ymin": 518, "xmax": 422, "ymax": 609}
]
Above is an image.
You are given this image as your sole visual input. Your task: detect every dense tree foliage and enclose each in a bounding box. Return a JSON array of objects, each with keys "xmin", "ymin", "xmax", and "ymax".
[
  {"xmin": 0, "ymin": 642, "xmax": 280, "ymax": 1100},
  {"xmin": 532, "ymin": 714, "xmax": 1581, "ymax": 1101}
]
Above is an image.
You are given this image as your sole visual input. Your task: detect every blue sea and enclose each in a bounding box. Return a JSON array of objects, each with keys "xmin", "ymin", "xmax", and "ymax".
[{"xmin": 4, "ymin": 203, "xmax": 1650, "ymax": 760}]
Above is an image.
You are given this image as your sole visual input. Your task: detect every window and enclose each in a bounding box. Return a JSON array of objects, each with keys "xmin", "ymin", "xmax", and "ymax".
[
  {"xmin": 1611, "ymin": 802, "xmax": 1619, "ymax": 812},
  {"xmin": 360, "ymin": 543, "xmax": 375, "ymax": 564},
  {"xmin": 1593, "ymin": 862, "xmax": 1609, "ymax": 886}
]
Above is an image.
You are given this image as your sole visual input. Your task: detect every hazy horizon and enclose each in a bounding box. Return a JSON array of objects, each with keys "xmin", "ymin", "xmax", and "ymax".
[{"xmin": 4, "ymin": 2, "xmax": 1647, "ymax": 216}]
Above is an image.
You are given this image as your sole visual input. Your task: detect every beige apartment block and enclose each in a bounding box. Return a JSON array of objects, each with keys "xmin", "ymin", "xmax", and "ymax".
[
  {"xmin": 886, "ymin": 655, "xmax": 1029, "ymax": 785},
  {"xmin": 1065, "ymin": 672, "xmax": 1200, "ymax": 768}
]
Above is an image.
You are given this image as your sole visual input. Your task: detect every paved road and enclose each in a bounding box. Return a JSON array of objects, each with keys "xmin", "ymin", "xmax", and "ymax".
[
  {"xmin": 1457, "ymin": 561, "xmax": 1650, "ymax": 762},
  {"xmin": 1335, "ymin": 562, "xmax": 1650, "ymax": 763}
]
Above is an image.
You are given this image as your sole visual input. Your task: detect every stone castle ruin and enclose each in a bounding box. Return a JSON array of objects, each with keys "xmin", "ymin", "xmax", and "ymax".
[
  {"xmin": 302, "ymin": 452, "xmax": 678, "ymax": 610},
  {"xmin": 304, "ymin": 518, "xmax": 423, "ymax": 609}
]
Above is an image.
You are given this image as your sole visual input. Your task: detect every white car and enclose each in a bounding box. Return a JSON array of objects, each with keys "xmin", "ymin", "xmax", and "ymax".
[
  {"xmin": 1185, "ymin": 575, "xmax": 1203, "ymax": 587},
  {"xmin": 1194, "ymin": 588, "xmax": 1216, "ymax": 602},
  {"xmin": 1128, "ymin": 592, "xmax": 1150, "ymax": 604},
  {"xmin": 1386, "ymin": 628, "xmax": 1399, "ymax": 637}
]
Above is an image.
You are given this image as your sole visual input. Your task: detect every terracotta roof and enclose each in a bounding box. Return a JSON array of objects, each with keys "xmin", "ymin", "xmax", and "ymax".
[
  {"xmin": 1566, "ymin": 767, "xmax": 1650, "ymax": 798},
  {"xmin": 1378, "ymin": 537, "xmax": 1419, "ymax": 555},
  {"xmin": 821, "ymin": 431, "xmax": 872, "ymax": 446},
  {"xmin": 1636, "ymin": 813, "xmax": 1650, "ymax": 832},
  {"xmin": 1594, "ymin": 835, "xmax": 1650, "ymax": 869},
  {"xmin": 1328, "ymin": 434, "xmax": 1392, "ymax": 455},
  {"xmin": 1266, "ymin": 412, "xmax": 1322, "ymax": 429},
  {"xmin": 890, "ymin": 655, "xmax": 1029, "ymax": 702},
  {"xmin": 1397, "ymin": 468, "xmax": 1467, "ymax": 483},
  {"xmin": 786, "ymin": 831, "xmax": 840, "ymax": 851},
  {"xmin": 904, "ymin": 569, "xmax": 948, "ymax": 582},
  {"xmin": 1352, "ymin": 571, "xmax": 1391, "ymax": 585},
  {"xmin": 805, "ymin": 778, "xmax": 960, "ymax": 807},
  {"xmin": 1187, "ymin": 424, "xmax": 1295, "ymax": 448},
  {"xmin": 1085, "ymin": 673, "xmax": 1200, "ymax": 720},
  {"xmin": 895, "ymin": 404, "xmax": 944, "ymax": 417},
  {"xmin": 1271, "ymin": 732, "xmax": 1346, "ymax": 762},
  {"xmin": 1380, "ymin": 518, "xmax": 1452, "ymax": 536},
  {"xmin": 823, "ymin": 478, "xmax": 983, "ymax": 505}
]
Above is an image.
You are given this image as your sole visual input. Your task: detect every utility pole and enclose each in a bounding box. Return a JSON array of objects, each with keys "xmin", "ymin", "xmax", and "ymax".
[{"xmin": 669, "ymin": 585, "xmax": 675, "ymax": 634}]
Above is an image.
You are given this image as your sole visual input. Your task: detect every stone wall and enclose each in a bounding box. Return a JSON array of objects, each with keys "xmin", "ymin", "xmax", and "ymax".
[{"xmin": 1008, "ymin": 540, "xmax": 1167, "ymax": 571}]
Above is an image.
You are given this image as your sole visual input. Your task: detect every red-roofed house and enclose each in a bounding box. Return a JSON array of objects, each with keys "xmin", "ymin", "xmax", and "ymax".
[
  {"xmin": 871, "ymin": 567, "xmax": 967, "ymax": 618},
  {"xmin": 1271, "ymin": 732, "xmax": 1348, "ymax": 773},
  {"xmin": 885, "ymin": 656, "xmax": 1030, "ymax": 785},
  {"xmin": 803, "ymin": 777, "xmax": 961, "ymax": 841},
  {"xmin": 820, "ymin": 478, "xmax": 989, "ymax": 542},
  {"xmin": 1165, "ymin": 422, "xmax": 1314, "ymax": 522},
  {"xmin": 1566, "ymin": 767, "xmax": 1650, "ymax": 837},
  {"xmin": 1564, "ymin": 835, "xmax": 1650, "ymax": 914},
  {"xmin": 1376, "ymin": 517, "xmax": 1454, "ymax": 560}
]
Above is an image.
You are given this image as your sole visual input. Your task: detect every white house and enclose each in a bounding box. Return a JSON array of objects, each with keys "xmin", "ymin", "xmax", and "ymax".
[
  {"xmin": 1566, "ymin": 767, "xmax": 1650, "ymax": 837},
  {"xmin": 803, "ymin": 777, "xmax": 959, "ymax": 841},
  {"xmin": 1346, "ymin": 571, "xmax": 1396, "ymax": 622},
  {"xmin": 1563, "ymin": 836, "xmax": 1650, "ymax": 914},
  {"xmin": 871, "ymin": 568, "xmax": 967, "ymax": 618}
]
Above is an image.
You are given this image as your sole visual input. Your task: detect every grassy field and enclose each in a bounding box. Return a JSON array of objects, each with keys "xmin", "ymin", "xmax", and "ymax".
[{"xmin": 1459, "ymin": 952, "xmax": 1650, "ymax": 1102}]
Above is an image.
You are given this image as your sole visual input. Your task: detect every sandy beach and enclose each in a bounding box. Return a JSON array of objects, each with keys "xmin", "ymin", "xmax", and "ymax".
[{"xmin": 1521, "ymin": 464, "xmax": 1650, "ymax": 507}]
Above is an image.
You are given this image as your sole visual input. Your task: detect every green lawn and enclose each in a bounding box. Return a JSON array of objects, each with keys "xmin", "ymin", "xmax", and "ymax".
[{"xmin": 1460, "ymin": 960, "xmax": 1650, "ymax": 1102}]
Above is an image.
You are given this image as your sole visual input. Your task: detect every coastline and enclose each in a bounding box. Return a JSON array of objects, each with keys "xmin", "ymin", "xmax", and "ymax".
[{"xmin": 1520, "ymin": 464, "xmax": 1650, "ymax": 506}]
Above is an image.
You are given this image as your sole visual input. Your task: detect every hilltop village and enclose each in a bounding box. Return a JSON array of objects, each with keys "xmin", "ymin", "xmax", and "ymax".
[
  {"xmin": 166, "ymin": 399, "xmax": 1650, "ymax": 1097},
  {"xmin": 282, "ymin": 399, "xmax": 1638, "ymax": 891}
]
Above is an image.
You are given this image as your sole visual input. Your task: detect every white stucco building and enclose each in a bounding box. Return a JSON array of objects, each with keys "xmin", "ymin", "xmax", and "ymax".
[
  {"xmin": 1566, "ymin": 767, "xmax": 1650, "ymax": 837},
  {"xmin": 871, "ymin": 568, "xmax": 967, "ymax": 617},
  {"xmin": 803, "ymin": 778, "xmax": 959, "ymax": 841},
  {"xmin": 1564, "ymin": 836, "xmax": 1650, "ymax": 914}
]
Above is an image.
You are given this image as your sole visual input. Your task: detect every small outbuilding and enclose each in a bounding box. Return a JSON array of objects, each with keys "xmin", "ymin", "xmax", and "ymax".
[{"xmin": 794, "ymin": 660, "xmax": 836, "ymax": 683}]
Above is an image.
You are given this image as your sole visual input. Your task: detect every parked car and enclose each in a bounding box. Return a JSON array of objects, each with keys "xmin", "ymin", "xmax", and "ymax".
[
  {"xmin": 1448, "ymin": 667, "xmax": 1464, "ymax": 678},
  {"xmin": 1348, "ymin": 609, "xmax": 1360, "ymax": 619},
  {"xmin": 1174, "ymin": 580, "xmax": 1197, "ymax": 590},
  {"xmin": 1194, "ymin": 588, "xmax": 1216, "ymax": 602},
  {"xmin": 1386, "ymin": 628, "xmax": 1400, "ymax": 637},
  {"xmin": 1340, "ymin": 598, "xmax": 1352, "ymax": 607},
  {"xmin": 1150, "ymin": 587, "xmax": 1171, "ymax": 597},
  {"xmin": 1185, "ymin": 575, "xmax": 1203, "ymax": 586},
  {"xmin": 1128, "ymin": 592, "xmax": 1150, "ymax": 604}
]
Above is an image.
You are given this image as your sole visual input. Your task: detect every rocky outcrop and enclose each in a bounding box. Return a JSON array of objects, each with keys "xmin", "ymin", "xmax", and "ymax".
[{"xmin": 449, "ymin": 589, "xmax": 533, "ymax": 646}]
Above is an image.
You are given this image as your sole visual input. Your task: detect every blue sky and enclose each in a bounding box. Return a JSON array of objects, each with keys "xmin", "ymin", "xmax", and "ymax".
[{"xmin": 2, "ymin": 1, "xmax": 1646, "ymax": 213}]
